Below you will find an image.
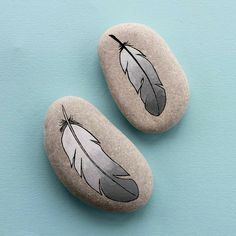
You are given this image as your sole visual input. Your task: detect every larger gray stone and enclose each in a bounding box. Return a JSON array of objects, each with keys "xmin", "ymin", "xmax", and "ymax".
[
  {"xmin": 98, "ymin": 23, "xmax": 189, "ymax": 133},
  {"xmin": 44, "ymin": 96, "xmax": 153, "ymax": 212}
]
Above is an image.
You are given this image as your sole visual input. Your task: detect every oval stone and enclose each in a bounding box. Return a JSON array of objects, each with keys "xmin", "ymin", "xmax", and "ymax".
[
  {"xmin": 44, "ymin": 96, "xmax": 153, "ymax": 212},
  {"xmin": 98, "ymin": 23, "xmax": 189, "ymax": 133}
]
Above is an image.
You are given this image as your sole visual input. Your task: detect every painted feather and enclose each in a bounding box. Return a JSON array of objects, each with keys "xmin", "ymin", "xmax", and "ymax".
[
  {"xmin": 109, "ymin": 34, "xmax": 166, "ymax": 116},
  {"xmin": 60, "ymin": 105, "xmax": 139, "ymax": 202}
]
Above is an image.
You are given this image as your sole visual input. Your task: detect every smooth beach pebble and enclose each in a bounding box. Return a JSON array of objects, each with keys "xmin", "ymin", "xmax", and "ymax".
[
  {"xmin": 44, "ymin": 96, "xmax": 153, "ymax": 212},
  {"xmin": 98, "ymin": 23, "xmax": 189, "ymax": 133}
]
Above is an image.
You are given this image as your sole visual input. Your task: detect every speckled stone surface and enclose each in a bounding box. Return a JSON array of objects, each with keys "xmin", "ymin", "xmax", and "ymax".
[
  {"xmin": 44, "ymin": 96, "xmax": 153, "ymax": 212},
  {"xmin": 98, "ymin": 23, "xmax": 189, "ymax": 133}
]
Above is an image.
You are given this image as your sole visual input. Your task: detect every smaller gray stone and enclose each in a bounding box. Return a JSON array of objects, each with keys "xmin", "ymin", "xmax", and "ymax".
[
  {"xmin": 98, "ymin": 23, "xmax": 189, "ymax": 133},
  {"xmin": 44, "ymin": 96, "xmax": 153, "ymax": 212}
]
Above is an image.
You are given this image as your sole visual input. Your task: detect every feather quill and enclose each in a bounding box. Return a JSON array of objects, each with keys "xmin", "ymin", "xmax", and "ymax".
[
  {"xmin": 60, "ymin": 105, "xmax": 139, "ymax": 202},
  {"xmin": 109, "ymin": 34, "xmax": 166, "ymax": 116}
]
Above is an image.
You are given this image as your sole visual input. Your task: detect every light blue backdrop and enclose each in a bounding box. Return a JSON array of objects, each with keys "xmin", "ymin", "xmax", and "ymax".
[{"xmin": 0, "ymin": 1, "xmax": 236, "ymax": 235}]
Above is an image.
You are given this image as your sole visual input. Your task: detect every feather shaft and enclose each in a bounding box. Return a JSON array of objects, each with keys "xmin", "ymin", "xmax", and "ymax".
[
  {"xmin": 61, "ymin": 105, "xmax": 139, "ymax": 202},
  {"xmin": 109, "ymin": 34, "xmax": 160, "ymax": 104},
  {"xmin": 109, "ymin": 34, "xmax": 166, "ymax": 116}
]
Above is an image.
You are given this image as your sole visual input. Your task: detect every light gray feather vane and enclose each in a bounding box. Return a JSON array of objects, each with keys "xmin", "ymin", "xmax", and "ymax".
[
  {"xmin": 60, "ymin": 105, "xmax": 139, "ymax": 202},
  {"xmin": 109, "ymin": 34, "xmax": 166, "ymax": 116}
]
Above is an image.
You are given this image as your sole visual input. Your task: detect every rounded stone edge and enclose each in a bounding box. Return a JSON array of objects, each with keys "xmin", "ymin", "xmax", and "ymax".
[
  {"xmin": 98, "ymin": 23, "xmax": 190, "ymax": 133},
  {"xmin": 44, "ymin": 96, "xmax": 154, "ymax": 212}
]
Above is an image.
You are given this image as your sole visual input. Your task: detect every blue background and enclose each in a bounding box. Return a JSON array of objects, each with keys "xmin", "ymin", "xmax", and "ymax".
[{"xmin": 0, "ymin": 1, "xmax": 236, "ymax": 235}]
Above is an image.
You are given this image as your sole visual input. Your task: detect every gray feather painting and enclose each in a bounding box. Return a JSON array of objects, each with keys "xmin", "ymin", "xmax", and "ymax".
[
  {"xmin": 60, "ymin": 105, "xmax": 139, "ymax": 202},
  {"xmin": 109, "ymin": 34, "xmax": 166, "ymax": 116}
]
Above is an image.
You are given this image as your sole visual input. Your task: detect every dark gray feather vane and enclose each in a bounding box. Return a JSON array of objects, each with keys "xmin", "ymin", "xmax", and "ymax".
[
  {"xmin": 60, "ymin": 105, "xmax": 139, "ymax": 202},
  {"xmin": 109, "ymin": 34, "xmax": 166, "ymax": 116}
]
